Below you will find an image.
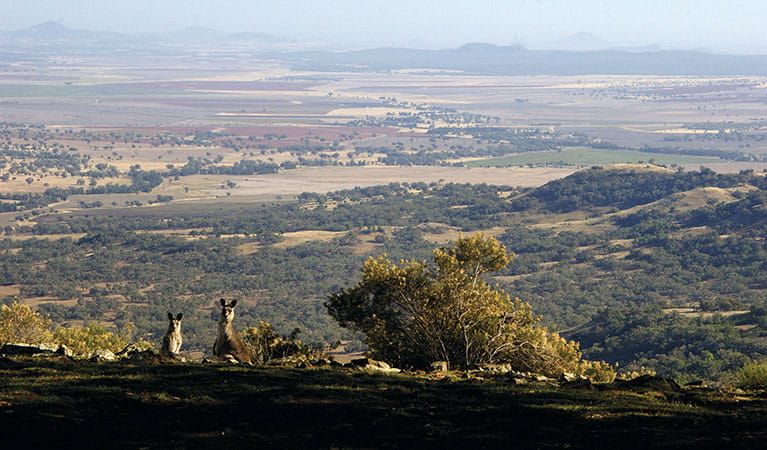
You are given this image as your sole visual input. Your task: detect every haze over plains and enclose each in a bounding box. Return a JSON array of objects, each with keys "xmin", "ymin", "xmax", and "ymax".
[{"xmin": 1, "ymin": 0, "xmax": 766, "ymax": 54}]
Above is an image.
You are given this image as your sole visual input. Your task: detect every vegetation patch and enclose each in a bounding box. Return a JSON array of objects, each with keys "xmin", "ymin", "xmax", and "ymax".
[{"xmin": 465, "ymin": 148, "xmax": 723, "ymax": 168}]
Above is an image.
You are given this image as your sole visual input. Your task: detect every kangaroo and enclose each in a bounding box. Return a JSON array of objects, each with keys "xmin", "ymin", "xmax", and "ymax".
[
  {"xmin": 161, "ymin": 312, "xmax": 183, "ymax": 357},
  {"xmin": 213, "ymin": 299, "xmax": 252, "ymax": 364}
]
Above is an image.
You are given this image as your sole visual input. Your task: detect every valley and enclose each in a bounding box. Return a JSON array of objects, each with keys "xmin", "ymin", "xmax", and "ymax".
[{"xmin": 2, "ymin": 30, "xmax": 767, "ymax": 384}]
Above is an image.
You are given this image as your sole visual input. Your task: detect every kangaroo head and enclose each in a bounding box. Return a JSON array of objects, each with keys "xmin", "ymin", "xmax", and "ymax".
[
  {"xmin": 219, "ymin": 298, "xmax": 238, "ymax": 323},
  {"xmin": 167, "ymin": 312, "xmax": 182, "ymax": 330}
]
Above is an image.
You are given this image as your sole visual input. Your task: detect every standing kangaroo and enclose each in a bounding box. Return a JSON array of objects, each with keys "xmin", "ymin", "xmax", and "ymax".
[
  {"xmin": 213, "ymin": 299, "xmax": 252, "ymax": 364},
  {"xmin": 161, "ymin": 312, "xmax": 183, "ymax": 357}
]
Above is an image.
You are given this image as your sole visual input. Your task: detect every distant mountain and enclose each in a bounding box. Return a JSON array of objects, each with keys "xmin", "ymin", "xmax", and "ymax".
[
  {"xmin": 2, "ymin": 21, "xmax": 125, "ymax": 42},
  {"xmin": 149, "ymin": 26, "xmax": 231, "ymax": 42},
  {"xmin": 286, "ymin": 43, "xmax": 767, "ymax": 76},
  {"xmin": 226, "ymin": 32, "xmax": 287, "ymax": 44},
  {"xmin": 543, "ymin": 32, "xmax": 609, "ymax": 51},
  {"xmin": 5, "ymin": 22, "xmax": 767, "ymax": 76},
  {"xmin": 0, "ymin": 22, "xmax": 289, "ymax": 53}
]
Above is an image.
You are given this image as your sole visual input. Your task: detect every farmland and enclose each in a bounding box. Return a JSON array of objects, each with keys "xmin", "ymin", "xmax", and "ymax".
[{"xmin": 465, "ymin": 147, "xmax": 724, "ymax": 168}]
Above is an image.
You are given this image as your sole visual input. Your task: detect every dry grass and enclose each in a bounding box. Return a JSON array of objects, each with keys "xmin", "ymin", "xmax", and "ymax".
[
  {"xmin": 663, "ymin": 308, "xmax": 751, "ymax": 318},
  {"xmin": 0, "ymin": 285, "xmax": 21, "ymax": 296},
  {"xmin": 0, "ymin": 176, "xmax": 124, "ymax": 193},
  {"xmin": 22, "ymin": 297, "xmax": 78, "ymax": 308},
  {"xmin": 149, "ymin": 166, "xmax": 576, "ymax": 203},
  {"xmin": 272, "ymin": 230, "xmax": 348, "ymax": 248},
  {"xmin": 420, "ymin": 225, "xmax": 507, "ymax": 245},
  {"xmin": 1, "ymin": 233, "xmax": 87, "ymax": 241}
]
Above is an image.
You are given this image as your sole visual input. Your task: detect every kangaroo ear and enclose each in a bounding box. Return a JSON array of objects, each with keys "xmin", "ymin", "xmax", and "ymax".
[
  {"xmin": 168, "ymin": 312, "xmax": 173, "ymax": 320},
  {"xmin": 220, "ymin": 298, "xmax": 226, "ymax": 306},
  {"xmin": 230, "ymin": 299, "xmax": 238, "ymax": 307},
  {"xmin": 176, "ymin": 313, "xmax": 183, "ymax": 320}
]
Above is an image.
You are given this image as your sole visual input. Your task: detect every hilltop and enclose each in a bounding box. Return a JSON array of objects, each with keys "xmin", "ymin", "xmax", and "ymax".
[{"xmin": 1, "ymin": 356, "xmax": 765, "ymax": 449}]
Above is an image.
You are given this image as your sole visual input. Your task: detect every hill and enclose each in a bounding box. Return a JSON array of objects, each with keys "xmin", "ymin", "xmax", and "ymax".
[
  {"xmin": 287, "ymin": 45, "xmax": 767, "ymax": 76},
  {"xmin": 5, "ymin": 22, "xmax": 767, "ymax": 75},
  {"xmin": 4, "ymin": 165, "xmax": 767, "ymax": 382},
  {"xmin": 1, "ymin": 356, "xmax": 765, "ymax": 449}
]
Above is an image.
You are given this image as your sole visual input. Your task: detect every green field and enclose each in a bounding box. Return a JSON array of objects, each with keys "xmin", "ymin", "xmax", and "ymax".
[{"xmin": 465, "ymin": 147, "xmax": 722, "ymax": 168}]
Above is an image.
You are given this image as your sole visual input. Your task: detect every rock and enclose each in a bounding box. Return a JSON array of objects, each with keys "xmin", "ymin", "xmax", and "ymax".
[
  {"xmin": 89, "ymin": 349, "xmax": 117, "ymax": 362},
  {"xmin": 116, "ymin": 343, "xmax": 150, "ymax": 358},
  {"xmin": 115, "ymin": 344, "xmax": 166, "ymax": 363},
  {"xmin": 430, "ymin": 361, "xmax": 449, "ymax": 372},
  {"xmin": 479, "ymin": 363, "xmax": 512, "ymax": 373},
  {"xmin": 560, "ymin": 372, "xmax": 579, "ymax": 382},
  {"xmin": 56, "ymin": 344, "xmax": 74, "ymax": 358},
  {"xmin": 349, "ymin": 357, "xmax": 401, "ymax": 373},
  {"xmin": 616, "ymin": 375, "xmax": 682, "ymax": 393},
  {"xmin": 1, "ymin": 343, "xmax": 58, "ymax": 356}
]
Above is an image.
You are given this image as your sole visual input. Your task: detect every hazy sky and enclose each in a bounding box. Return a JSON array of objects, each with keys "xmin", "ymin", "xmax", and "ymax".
[{"xmin": 2, "ymin": 0, "xmax": 766, "ymax": 53}]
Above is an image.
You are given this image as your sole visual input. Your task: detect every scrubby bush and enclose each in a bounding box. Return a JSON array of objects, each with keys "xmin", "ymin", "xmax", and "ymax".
[
  {"xmin": 617, "ymin": 366, "xmax": 657, "ymax": 381},
  {"xmin": 0, "ymin": 301, "xmax": 52, "ymax": 345},
  {"xmin": 241, "ymin": 321, "xmax": 316, "ymax": 365},
  {"xmin": 737, "ymin": 360, "xmax": 767, "ymax": 390},
  {"xmin": 52, "ymin": 323, "xmax": 129, "ymax": 356}
]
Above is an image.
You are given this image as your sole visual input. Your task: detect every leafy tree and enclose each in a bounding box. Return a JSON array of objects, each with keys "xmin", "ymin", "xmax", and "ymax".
[
  {"xmin": 327, "ymin": 234, "xmax": 595, "ymax": 375},
  {"xmin": 0, "ymin": 301, "xmax": 53, "ymax": 345}
]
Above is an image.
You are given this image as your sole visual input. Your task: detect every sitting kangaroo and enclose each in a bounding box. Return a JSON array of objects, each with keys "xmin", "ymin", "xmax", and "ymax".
[
  {"xmin": 213, "ymin": 299, "xmax": 252, "ymax": 364},
  {"xmin": 161, "ymin": 312, "xmax": 183, "ymax": 357}
]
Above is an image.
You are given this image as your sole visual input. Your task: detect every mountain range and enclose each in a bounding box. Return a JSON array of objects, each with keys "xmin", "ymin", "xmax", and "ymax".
[{"xmin": 3, "ymin": 22, "xmax": 767, "ymax": 76}]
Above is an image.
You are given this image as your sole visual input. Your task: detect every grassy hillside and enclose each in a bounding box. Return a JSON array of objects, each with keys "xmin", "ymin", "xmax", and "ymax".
[
  {"xmin": 1, "ymin": 356, "xmax": 765, "ymax": 449},
  {"xmin": 4, "ymin": 165, "xmax": 767, "ymax": 382}
]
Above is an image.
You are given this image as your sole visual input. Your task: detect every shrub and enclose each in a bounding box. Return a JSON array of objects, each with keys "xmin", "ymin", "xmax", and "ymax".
[
  {"xmin": 53, "ymin": 323, "xmax": 129, "ymax": 357},
  {"xmin": 617, "ymin": 366, "xmax": 657, "ymax": 381},
  {"xmin": 580, "ymin": 360, "xmax": 618, "ymax": 383},
  {"xmin": 0, "ymin": 301, "xmax": 53, "ymax": 346},
  {"xmin": 737, "ymin": 361, "xmax": 767, "ymax": 390},
  {"xmin": 242, "ymin": 321, "xmax": 316, "ymax": 365}
]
